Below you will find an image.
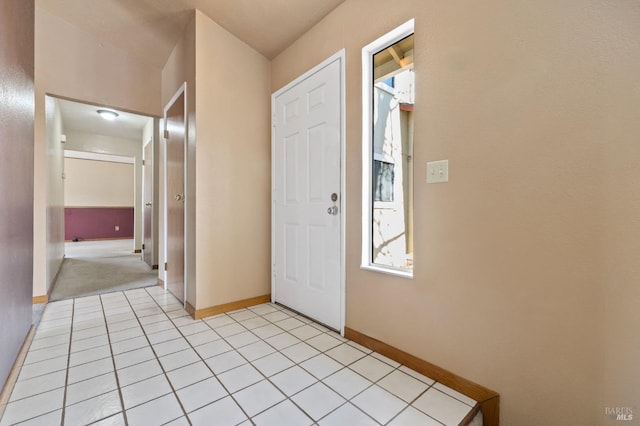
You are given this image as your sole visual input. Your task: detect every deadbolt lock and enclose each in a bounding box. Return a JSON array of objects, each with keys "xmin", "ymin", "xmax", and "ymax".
[{"xmin": 330, "ymin": 193, "xmax": 338, "ymax": 202}]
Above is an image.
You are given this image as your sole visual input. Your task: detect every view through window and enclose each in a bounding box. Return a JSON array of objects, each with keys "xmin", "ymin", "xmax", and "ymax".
[{"xmin": 370, "ymin": 34, "xmax": 414, "ymax": 272}]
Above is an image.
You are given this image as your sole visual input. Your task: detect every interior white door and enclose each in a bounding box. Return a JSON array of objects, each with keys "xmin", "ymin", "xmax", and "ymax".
[{"xmin": 273, "ymin": 57, "xmax": 342, "ymax": 331}]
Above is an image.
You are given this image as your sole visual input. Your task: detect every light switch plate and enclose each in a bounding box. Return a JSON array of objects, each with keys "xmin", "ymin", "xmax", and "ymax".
[{"xmin": 427, "ymin": 160, "xmax": 449, "ymax": 183}]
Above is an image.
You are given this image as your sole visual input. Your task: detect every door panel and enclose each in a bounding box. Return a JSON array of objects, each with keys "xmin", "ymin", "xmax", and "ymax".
[
  {"xmin": 274, "ymin": 58, "xmax": 342, "ymax": 330},
  {"xmin": 166, "ymin": 92, "xmax": 185, "ymax": 303},
  {"xmin": 143, "ymin": 142, "xmax": 153, "ymax": 267}
]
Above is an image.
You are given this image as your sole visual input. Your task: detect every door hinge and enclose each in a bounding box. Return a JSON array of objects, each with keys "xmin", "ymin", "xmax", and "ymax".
[
  {"xmin": 164, "ymin": 130, "xmax": 169, "ymax": 139},
  {"xmin": 142, "ymin": 159, "xmax": 145, "ymax": 166},
  {"xmin": 142, "ymin": 244, "xmax": 145, "ymax": 250},
  {"xmin": 164, "ymin": 262, "xmax": 168, "ymax": 271}
]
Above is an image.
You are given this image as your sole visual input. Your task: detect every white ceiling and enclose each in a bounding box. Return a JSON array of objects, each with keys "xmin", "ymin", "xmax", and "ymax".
[
  {"xmin": 57, "ymin": 98, "xmax": 152, "ymax": 141},
  {"xmin": 36, "ymin": 0, "xmax": 347, "ymax": 67}
]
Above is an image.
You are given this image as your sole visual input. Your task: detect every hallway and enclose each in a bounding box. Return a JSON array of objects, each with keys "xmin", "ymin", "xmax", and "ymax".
[
  {"xmin": 50, "ymin": 240, "xmax": 157, "ymax": 301},
  {"xmin": 1, "ymin": 287, "xmax": 479, "ymax": 425}
]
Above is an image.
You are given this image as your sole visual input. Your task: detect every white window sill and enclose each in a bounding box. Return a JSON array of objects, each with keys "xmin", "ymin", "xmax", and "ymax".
[{"xmin": 360, "ymin": 264, "xmax": 413, "ymax": 279}]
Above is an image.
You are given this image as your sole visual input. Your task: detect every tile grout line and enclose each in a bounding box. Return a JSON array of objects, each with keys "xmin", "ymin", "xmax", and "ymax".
[
  {"xmin": 216, "ymin": 307, "xmax": 447, "ymax": 425},
  {"xmin": 198, "ymin": 315, "xmax": 299, "ymax": 425},
  {"xmin": 311, "ymin": 347, "xmax": 398, "ymax": 424},
  {"xmin": 176, "ymin": 304, "xmax": 370, "ymax": 424},
  {"xmin": 58, "ymin": 301, "xmax": 113, "ymax": 401},
  {"xmin": 237, "ymin": 311, "xmax": 382, "ymax": 420},
  {"xmin": 300, "ymin": 327, "xmax": 474, "ymax": 424},
  {"xmin": 198, "ymin": 305, "xmax": 325, "ymax": 423},
  {"xmin": 29, "ymin": 289, "xmax": 476, "ymax": 426},
  {"xmin": 266, "ymin": 314, "xmax": 390, "ymax": 424},
  {"xmin": 121, "ymin": 288, "xmax": 191, "ymax": 424},
  {"xmin": 0, "ymin": 304, "xmax": 71, "ymax": 425},
  {"xmin": 60, "ymin": 300, "xmax": 76, "ymax": 426},
  {"xmin": 99, "ymin": 293, "xmax": 130, "ymax": 425},
  {"xmin": 144, "ymin": 288, "xmax": 258, "ymax": 425},
  {"xmin": 270, "ymin": 332, "xmax": 377, "ymax": 424},
  {"xmin": 172, "ymin": 303, "xmax": 380, "ymax": 424},
  {"xmin": 178, "ymin": 299, "xmax": 321, "ymax": 421},
  {"xmin": 383, "ymin": 385, "xmax": 444, "ymax": 426}
]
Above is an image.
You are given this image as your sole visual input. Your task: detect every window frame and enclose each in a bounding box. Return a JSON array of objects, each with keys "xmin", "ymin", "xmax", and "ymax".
[{"xmin": 361, "ymin": 19, "xmax": 415, "ymax": 279}]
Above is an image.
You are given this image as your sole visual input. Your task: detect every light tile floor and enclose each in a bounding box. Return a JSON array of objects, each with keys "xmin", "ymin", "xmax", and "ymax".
[{"xmin": 0, "ymin": 287, "xmax": 479, "ymax": 426}]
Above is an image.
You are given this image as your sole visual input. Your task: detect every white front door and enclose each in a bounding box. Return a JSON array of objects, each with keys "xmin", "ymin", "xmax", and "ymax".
[{"xmin": 272, "ymin": 53, "xmax": 343, "ymax": 331}]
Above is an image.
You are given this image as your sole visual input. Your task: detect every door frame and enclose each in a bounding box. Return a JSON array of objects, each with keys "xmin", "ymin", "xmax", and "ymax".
[
  {"xmin": 270, "ymin": 49, "xmax": 346, "ymax": 334},
  {"xmin": 142, "ymin": 138, "xmax": 155, "ymax": 268},
  {"xmin": 163, "ymin": 82, "xmax": 188, "ymax": 305}
]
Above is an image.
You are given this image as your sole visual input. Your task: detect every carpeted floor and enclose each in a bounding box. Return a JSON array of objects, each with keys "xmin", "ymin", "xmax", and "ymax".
[{"xmin": 50, "ymin": 240, "xmax": 157, "ymax": 301}]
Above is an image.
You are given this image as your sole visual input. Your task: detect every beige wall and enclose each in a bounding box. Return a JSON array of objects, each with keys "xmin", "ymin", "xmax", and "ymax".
[
  {"xmin": 35, "ymin": 7, "xmax": 162, "ymax": 116},
  {"xmin": 194, "ymin": 10, "xmax": 271, "ymax": 309},
  {"xmin": 160, "ymin": 11, "xmax": 271, "ymax": 310},
  {"xmin": 191, "ymin": 12, "xmax": 271, "ymax": 309},
  {"xmin": 45, "ymin": 97, "xmax": 65, "ymax": 296},
  {"xmin": 34, "ymin": 6, "xmax": 162, "ymax": 296},
  {"xmin": 272, "ymin": 1, "xmax": 640, "ymax": 425},
  {"xmin": 600, "ymin": 0, "xmax": 640, "ymax": 413},
  {"xmin": 64, "ymin": 158, "xmax": 134, "ymax": 207},
  {"xmin": 161, "ymin": 11, "xmax": 195, "ymax": 110},
  {"xmin": 63, "ymin": 131, "xmax": 144, "ymax": 250},
  {"xmin": 0, "ymin": 0, "xmax": 35, "ymax": 388},
  {"xmin": 143, "ymin": 119, "xmax": 160, "ymax": 267},
  {"xmin": 161, "ymin": 12, "xmax": 196, "ymax": 305},
  {"xmin": 33, "ymin": 95, "xmax": 65, "ymax": 298}
]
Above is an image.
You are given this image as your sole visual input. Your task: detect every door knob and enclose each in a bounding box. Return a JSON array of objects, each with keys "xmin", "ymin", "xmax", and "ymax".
[
  {"xmin": 327, "ymin": 206, "xmax": 338, "ymax": 215},
  {"xmin": 145, "ymin": 202, "xmax": 152, "ymax": 206},
  {"xmin": 174, "ymin": 193, "xmax": 184, "ymax": 202}
]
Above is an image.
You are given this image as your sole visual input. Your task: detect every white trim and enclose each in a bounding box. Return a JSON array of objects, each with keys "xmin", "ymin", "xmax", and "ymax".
[
  {"xmin": 361, "ymin": 264, "xmax": 414, "ymax": 279},
  {"xmin": 339, "ymin": 49, "xmax": 346, "ymax": 337},
  {"xmin": 64, "ymin": 150, "xmax": 134, "ymax": 164},
  {"xmin": 271, "ymin": 49, "xmax": 347, "ymax": 335},
  {"xmin": 142, "ymin": 138, "xmax": 152, "ymax": 266},
  {"xmin": 163, "ymin": 82, "xmax": 188, "ymax": 306},
  {"xmin": 162, "ymin": 119, "xmax": 168, "ymax": 290},
  {"xmin": 361, "ymin": 19, "xmax": 415, "ymax": 279}
]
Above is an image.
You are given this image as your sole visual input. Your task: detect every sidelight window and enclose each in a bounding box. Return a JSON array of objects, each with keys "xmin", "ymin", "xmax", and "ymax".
[{"xmin": 361, "ymin": 20, "xmax": 415, "ymax": 278}]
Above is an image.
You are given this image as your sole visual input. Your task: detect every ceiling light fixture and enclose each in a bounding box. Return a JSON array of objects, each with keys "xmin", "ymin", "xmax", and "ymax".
[{"xmin": 97, "ymin": 109, "xmax": 119, "ymax": 120}]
